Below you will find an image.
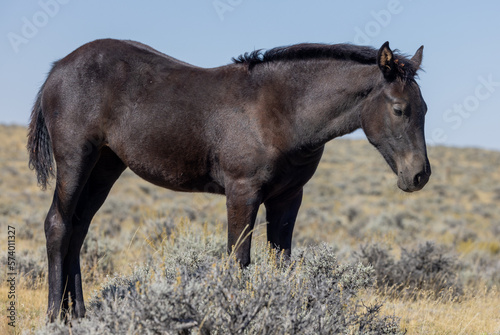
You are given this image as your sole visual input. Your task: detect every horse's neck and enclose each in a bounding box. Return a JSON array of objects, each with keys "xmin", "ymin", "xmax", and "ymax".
[{"xmin": 264, "ymin": 61, "xmax": 379, "ymax": 148}]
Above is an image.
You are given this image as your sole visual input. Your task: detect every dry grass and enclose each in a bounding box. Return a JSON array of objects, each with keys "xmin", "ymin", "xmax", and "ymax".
[
  {"xmin": 1, "ymin": 124, "xmax": 500, "ymax": 334},
  {"xmin": 361, "ymin": 285, "xmax": 500, "ymax": 334},
  {"xmin": 0, "ymin": 284, "xmax": 47, "ymax": 335}
]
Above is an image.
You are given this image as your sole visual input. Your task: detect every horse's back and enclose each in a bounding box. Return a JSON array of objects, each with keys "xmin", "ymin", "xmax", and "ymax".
[{"xmin": 42, "ymin": 39, "xmax": 208, "ymax": 136}]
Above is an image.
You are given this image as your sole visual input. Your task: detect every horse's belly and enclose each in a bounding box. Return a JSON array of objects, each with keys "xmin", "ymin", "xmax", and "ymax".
[{"xmin": 123, "ymin": 153, "xmax": 224, "ymax": 194}]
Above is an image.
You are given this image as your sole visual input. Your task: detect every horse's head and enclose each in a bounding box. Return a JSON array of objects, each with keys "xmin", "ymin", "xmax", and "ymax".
[{"xmin": 361, "ymin": 42, "xmax": 430, "ymax": 192}]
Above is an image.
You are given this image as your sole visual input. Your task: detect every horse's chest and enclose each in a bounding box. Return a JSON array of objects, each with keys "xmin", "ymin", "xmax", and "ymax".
[{"xmin": 264, "ymin": 150, "xmax": 323, "ymax": 198}]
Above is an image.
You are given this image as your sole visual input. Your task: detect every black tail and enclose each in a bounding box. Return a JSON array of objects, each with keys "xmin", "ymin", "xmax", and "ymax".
[{"xmin": 27, "ymin": 84, "xmax": 54, "ymax": 190}]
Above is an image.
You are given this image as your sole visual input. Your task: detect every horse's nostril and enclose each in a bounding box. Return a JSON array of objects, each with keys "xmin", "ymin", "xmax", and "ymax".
[{"xmin": 413, "ymin": 172, "xmax": 422, "ymax": 187}]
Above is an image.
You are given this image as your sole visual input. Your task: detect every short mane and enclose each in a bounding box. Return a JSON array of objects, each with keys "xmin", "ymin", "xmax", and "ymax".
[{"xmin": 233, "ymin": 43, "xmax": 417, "ymax": 79}]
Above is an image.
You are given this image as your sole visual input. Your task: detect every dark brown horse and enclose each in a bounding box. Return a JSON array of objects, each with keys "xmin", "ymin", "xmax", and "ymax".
[{"xmin": 28, "ymin": 39, "xmax": 430, "ymax": 320}]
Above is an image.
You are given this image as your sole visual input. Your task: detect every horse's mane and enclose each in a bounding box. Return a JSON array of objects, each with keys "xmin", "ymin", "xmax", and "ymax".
[{"xmin": 233, "ymin": 43, "xmax": 418, "ymax": 79}]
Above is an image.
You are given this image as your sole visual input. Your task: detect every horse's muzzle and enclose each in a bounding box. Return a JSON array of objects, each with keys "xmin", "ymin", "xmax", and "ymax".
[{"xmin": 397, "ymin": 159, "xmax": 431, "ymax": 192}]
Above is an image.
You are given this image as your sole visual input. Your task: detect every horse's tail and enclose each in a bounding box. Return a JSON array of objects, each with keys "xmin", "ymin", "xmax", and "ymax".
[{"xmin": 27, "ymin": 82, "xmax": 54, "ymax": 190}]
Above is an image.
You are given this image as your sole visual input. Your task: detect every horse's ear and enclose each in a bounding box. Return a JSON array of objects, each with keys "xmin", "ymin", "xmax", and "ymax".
[
  {"xmin": 410, "ymin": 45, "xmax": 424, "ymax": 70},
  {"xmin": 377, "ymin": 41, "xmax": 395, "ymax": 80}
]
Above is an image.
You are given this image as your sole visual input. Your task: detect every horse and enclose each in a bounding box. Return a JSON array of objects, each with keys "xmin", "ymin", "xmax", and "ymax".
[{"xmin": 28, "ymin": 39, "xmax": 430, "ymax": 320}]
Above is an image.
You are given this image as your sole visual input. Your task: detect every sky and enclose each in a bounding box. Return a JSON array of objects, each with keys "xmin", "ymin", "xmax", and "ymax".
[{"xmin": 1, "ymin": 0, "xmax": 499, "ymax": 151}]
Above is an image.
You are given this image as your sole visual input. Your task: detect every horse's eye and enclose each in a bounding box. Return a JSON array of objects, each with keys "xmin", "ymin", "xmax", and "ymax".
[{"xmin": 393, "ymin": 106, "xmax": 404, "ymax": 116}]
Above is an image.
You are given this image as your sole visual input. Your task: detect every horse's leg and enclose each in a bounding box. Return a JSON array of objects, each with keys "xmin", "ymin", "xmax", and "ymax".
[
  {"xmin": 63, "ymin": 147, "xmax": 125, "ymax": 318},
  {"xmin": 264, "ymin": 189, "xmax": 303, "ymax": 261},
  {"xmin": 225, "ymin": 180, "xmax": 262, "ymax": 267},
  {"xmin": 45, "ymin": 147, "xmax": 100, "ymax": 321}
]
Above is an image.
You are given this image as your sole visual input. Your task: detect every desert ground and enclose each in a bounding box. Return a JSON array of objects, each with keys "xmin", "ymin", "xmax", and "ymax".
[{"xmin": 1, "ymin": 124, "xmax": 499, "ymax": 334}]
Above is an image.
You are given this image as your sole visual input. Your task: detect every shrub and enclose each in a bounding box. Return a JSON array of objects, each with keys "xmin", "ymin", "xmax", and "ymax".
[
  {"xmin": 36, "ymin": 244, "xmax": 403, "ymax": 335},
  {"xmin": 0, "ymin": 247, "xmax": 47, "ymax": 289},
  {"xmin": 80, "ymin": 230, "xmax": 119, "ymax": 283},
  {"xmin": 356, "ymin": 242, "xmax": 463, "ymax": 299}
]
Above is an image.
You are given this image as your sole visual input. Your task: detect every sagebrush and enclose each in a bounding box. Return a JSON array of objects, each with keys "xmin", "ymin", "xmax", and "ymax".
[{"xmin": 37, "ymin": 243, "xmax": 402, "ymax": 335}]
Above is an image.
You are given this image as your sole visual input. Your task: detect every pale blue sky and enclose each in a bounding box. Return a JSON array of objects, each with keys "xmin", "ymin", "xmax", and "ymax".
[{"xmin": 1, "ymin": 0, "xmax": 499, "ymax": 151}]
